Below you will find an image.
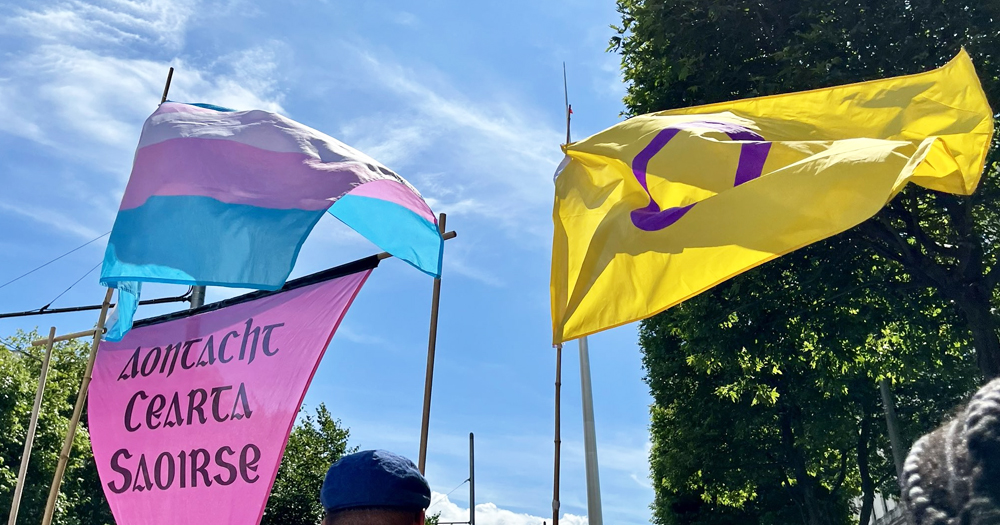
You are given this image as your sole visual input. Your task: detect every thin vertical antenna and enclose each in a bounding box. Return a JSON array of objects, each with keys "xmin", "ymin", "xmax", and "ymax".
[{"xmin": 563, "ymin": 63, "xmax": 571, "ymax": 145}]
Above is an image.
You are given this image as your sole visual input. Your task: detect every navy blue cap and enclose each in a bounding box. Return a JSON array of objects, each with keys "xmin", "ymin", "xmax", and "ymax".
[{"xmin": 321, "ymin": 450, "xmax": 431, "ymax": 513}]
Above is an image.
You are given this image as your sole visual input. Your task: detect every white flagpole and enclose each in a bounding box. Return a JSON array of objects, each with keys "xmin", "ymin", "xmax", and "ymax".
[{"xmin": 578, "ymin": 336, "xmax": 604, "ymax": 524}]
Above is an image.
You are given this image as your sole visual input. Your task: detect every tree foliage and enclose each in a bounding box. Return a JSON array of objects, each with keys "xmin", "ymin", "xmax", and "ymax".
[
  {"xmin": 610, "ymin": 1, "xmax": 1000, "ymax": 524},
  {"xmin": 261, "ymin": 404, "xmax": 354, "ymax": 525},
  {"xmin": 640, "ymin": 238, "xmax": 979, "ymax": 524},
  {"xmin": 0, "ymin": 330, "xmax": 113, "ymax": 525}
]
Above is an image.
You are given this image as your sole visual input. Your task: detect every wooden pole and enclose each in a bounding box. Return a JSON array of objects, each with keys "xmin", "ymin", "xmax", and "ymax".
[
  {"xmin": 41, "ymin": 288, "xmax": 114, "ymax": 525},
  {"xmin": 418, "ymin": 212, "xmax": 447, "ymax": 474},
  {"xmin": 552, "ymin": 344, "xmax": 562, "ymax": 525},
  {"xmin": 30, "ymin": 328, "xmax": 100, "ymax": 347},
  {"xmin": 7, "ymin": 327, "xmax": 57, "ymax": 525}
]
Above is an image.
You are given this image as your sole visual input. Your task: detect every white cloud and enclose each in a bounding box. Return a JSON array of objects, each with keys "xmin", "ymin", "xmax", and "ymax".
[
  {"xmin": 630, "ymin": 473, "xmax": 651, "ymax": 489},
  {"xmin": 336, "ymin": 324, "xmax": 387, "ymax": 346},
  {"xmin": 428, "ymin": 492, "xmax": 588, "ymax": 525},
  {"xmin": 391, "ymin": 11, "xmax": 419, "ymax": 27},
  {"xmin": 5, "ymin": 0, "xmax": 198, "ymax": 50},
  {"xmin": 445, "ymin": 253, "xmax": 505, "ymax": 288},
  {"xmin": 335, "ymin": 48, "xmax": 564, "ymax": 240},
  {"xmin": 0, "ymin": 201, "xmax": 104, "ymax": 240},
  {"xmin": 1, "ymin": 44, "xmax": 284, "ymax": 153},
  {"xmin": 0, "ymin": 0, "xmax": 285, "ymax": 158}
]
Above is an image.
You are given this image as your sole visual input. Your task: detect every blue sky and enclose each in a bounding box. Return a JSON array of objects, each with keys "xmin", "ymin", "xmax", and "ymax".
[{"xmin": 0, "ymin": 0, "xmax": 653, "ymax": 523}]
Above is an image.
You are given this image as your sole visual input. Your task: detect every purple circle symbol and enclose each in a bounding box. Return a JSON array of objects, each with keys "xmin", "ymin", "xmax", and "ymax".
[{"xmin": 630, "ymin": 121, "xmax": 772, "ymax": 231}]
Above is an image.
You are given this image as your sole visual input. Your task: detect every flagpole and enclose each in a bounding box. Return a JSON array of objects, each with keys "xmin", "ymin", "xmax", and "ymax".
[
  {"xmin": 7, "ymin": 327, "xmax": 56, "ymax": 525},
  {"xmin": 552, "ymin": 343, "xmax": 562, "ymax": 525},
  {"xmin": 41, "ymin": 288, "xmax": 114, "ymax": 525},
  {"xmin": 578, "ymin": 336, "xmax": 604, "ymax": 524},
  {"xmin": 551, "ymin": 62, "xmax": 572, "ymax": 525},
  {"xmin": 418, "ymin": 212, "xmax": 447, "ymax": 474},
  {"xmin": 159, "ymin": 66, "xmax": 207, "ymax": 310}
]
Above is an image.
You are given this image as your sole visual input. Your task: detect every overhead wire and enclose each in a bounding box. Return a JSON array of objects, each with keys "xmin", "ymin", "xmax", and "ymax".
[
  {"xmin": 38, "ymin": 261, "xmax": 102, "ymax": 312},
  {"xmin": 428, "ymin": 477, "xmax": 471, "ymax": 509},
  {"xmin": 0, "ymin": 231, "xmax": 110, "ymax": 292}
]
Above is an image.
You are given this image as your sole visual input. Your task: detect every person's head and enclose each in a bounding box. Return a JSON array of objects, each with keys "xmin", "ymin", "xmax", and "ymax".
[
  {"xmin": 902, "ymin": 378, "xmax": 1000, "ymax": 524},
  {"xmin": 321, "ymin": 450, "xmax": 431, "ymax": 525}
]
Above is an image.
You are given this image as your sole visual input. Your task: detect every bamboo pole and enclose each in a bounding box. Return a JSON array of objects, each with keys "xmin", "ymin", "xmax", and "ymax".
[
  {"xmin": 7, "ymin": 327, "xmax": 57, "ymax": 525},
  {"xmin": 41, "ymin": 288, "xmax": 114, "ymax": 525},
  {"xmin": 552, "ymin": 343, "xmax": 562, "ymax": 525},
  {"xmin": 30, "ymin": 328, "xmax": 100, "ymax": 347},
  {"xmin": 418, "ymin": 213, "xmax": 447, "ymax": 474}
]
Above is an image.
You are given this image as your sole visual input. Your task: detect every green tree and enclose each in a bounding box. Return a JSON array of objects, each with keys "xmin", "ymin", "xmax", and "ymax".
[
  {"xmin": 261, "ymin": 404, "xmax": 354, "ymax": 525},
  {"xmin": 639, "ymin": 238, "xmax": 978, "ymax": 525},
  {"xmin": 0, "ymin": 330, "xmax": 113, "ymax": 525}
]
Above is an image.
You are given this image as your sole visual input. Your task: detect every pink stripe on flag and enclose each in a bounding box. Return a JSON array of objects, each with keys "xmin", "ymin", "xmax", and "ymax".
[
  {"xmin": 120, "ymin": 138, "xmax": 377, "ymax": 211},
  {"xmin": 345, "ymin": 180, "xmax": 437, "ymax": 223}
]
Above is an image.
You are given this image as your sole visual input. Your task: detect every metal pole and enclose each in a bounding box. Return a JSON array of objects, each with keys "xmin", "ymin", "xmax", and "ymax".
[
  {"xmin": 41, "ymin": 288, "xmax": 114, "ymax": 525},
  {"xmin": 8, "ymin": 327, "xmax": 56, "ymax": 525},
  {"xmin": 418, "ymin": 212, "xmax": 447, "ymax": 474},
  {"xmin": 878, "ymin": 378, "xmax": 916, "ymax": 525},
  {"xmin": 469, "ymin": 432, "xmax": 475, "ymax": 525},
  {"xmin": 879, "ymin": 378, "xmax": 906, "ymax": 482},
  {"xmin": 552, "ymin": 344, "xmax": 562, "ymax": 525},
  {"xmin": 578, "ymin": 336, "xmax": 603, "ymax": 525},
  {"xmin": 189, "ymin": 285, "xmax": 206, "ymax": 308}
]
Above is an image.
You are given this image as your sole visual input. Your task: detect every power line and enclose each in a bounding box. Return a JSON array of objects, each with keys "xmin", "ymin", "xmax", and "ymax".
[
  {"xmin": 0, "ymin": 335, "xmax": 24, "ymax": 352},
  {"xmin": 0, "ymin": 231, "xmax": 110, "ymax": 292},
  {"xmin": 429, "ymin": 478, "xmax": 470, "ymax": 509},
  {"xmin": 39, "ymin": 261, "xmax": 102, "ymax": 312}
]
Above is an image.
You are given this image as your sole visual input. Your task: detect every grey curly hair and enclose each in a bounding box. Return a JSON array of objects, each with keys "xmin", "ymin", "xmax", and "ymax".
[{"xmin": 901, "ymin": 378, "xmax": 1000, "ymax": 524}]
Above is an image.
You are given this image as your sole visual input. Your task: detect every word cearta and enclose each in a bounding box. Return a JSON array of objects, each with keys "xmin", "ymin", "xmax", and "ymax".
[
  {"xmin": 124, "ymin": 383, "xmax": 253, "ymax": 432},
  {"xmin": 117, "ymin": 318, "xmax": 284, "ymax": 381},
  {"xmin": 106, "ymin": 444, "xmax": 261, "ymax": 494}
]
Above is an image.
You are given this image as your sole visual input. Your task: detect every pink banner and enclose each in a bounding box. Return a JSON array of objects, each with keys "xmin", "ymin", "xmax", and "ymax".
[{"xmin": 89, "ymin": 267, "xmax": 372, "ymax": 525}]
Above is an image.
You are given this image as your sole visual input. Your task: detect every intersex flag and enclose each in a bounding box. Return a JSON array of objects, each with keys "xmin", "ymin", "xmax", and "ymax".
[
  {"xmin": 89, "ymin": 256, "xmax": 375, "ymax": 525},
  {"xmin": 102, "ymin": 102, "xmax": 441, "ymax": 340},
  {"xmin": 551, "ymin": 50, "xmax": 994, "ymax": 344}
]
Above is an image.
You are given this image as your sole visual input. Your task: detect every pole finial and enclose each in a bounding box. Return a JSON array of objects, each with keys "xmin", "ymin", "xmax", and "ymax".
[{"xmin": 160, "ymin": 66, "xmax": 175, "ymax": 105}]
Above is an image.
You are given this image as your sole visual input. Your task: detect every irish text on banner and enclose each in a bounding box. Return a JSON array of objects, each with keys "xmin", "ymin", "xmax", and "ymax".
[
  {"xmin": 101, "ymin": 102, "xmax": 442, "ymax": 341},
  {"xmin": 551, "ymin": 50, "xmax": 994, "ymax": 344},
  {"xmin": 88, "ymin": 257, "xmax": 375, "ymax": 525}
]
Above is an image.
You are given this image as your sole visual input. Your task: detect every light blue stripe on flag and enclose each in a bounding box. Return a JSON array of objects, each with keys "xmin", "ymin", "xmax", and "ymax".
[
  {"xmin": 330, "ymin": 194, "xmax": 443, "ymax": 277},
  {"xmin": 102, "ymin": 195, "xmax": 325, "ymax": 288}
]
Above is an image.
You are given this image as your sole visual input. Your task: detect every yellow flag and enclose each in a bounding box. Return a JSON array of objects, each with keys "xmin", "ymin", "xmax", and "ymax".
[{"xmin": 551, "ymin": 50, "xmax": 994, "ymax": 344}]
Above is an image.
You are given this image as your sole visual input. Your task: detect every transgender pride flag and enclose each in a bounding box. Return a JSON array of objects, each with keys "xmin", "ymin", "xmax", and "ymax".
[{"xmin": 101, "ymin": 102, "xmax": 442, "ymax": 340}]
